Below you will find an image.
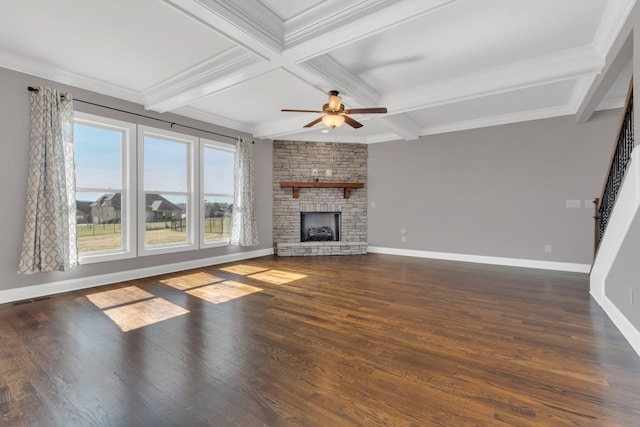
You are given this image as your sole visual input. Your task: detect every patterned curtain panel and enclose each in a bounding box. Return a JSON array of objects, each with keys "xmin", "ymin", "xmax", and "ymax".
[
  {"xmin": 230, "ymin": 138, "xmax": 259, "ymax": 246},
  {"xmin": 18, "ymin": 87, "xmax": 78, "ymax": 274}
]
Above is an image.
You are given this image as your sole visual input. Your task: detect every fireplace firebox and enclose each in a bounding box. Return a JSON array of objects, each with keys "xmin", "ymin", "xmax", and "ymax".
[{"xmin": 300, "ymin": 212, "xmax": 340, "ymax": 242}]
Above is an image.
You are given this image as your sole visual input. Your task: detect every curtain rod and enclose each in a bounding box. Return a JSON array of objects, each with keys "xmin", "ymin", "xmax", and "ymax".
[{"xmin": 27, "ymin": 86, "xmax": 245, "ymax": 142}]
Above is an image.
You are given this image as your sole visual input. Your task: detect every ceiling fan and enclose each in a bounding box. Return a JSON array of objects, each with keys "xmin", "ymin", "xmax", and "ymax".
[{"xmin": 281, "ymin": 90, "xmax": 387, "ymax": 129}]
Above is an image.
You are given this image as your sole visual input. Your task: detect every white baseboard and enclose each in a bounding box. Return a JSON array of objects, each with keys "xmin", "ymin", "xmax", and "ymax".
[
  {"xmin": 0, "ymin": 248, "xmax": 274, "ymax": 305},
  {"xmin": 367, "ymin": 246, "xmax": 591, "ymax": 273},
  {"xmin": 601, "ymin": 295, "xmax": 640, "ymax": 358}
]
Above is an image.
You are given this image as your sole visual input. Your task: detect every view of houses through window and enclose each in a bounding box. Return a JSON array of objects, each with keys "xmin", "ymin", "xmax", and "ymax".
[
  {"xmin": 142, "ymin": 133, "xmax": 191, "ymax": 247},
  {"xmin": 74, "ymin": 113, "xmax": 235, "ymax": 262},
  {"xmin": 203, "ymin": 143, "xmax": 234, "ymax": 242}
]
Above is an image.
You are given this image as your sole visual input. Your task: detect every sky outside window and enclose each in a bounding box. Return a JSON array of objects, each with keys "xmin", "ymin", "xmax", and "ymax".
[{"xmin": 75, "ymin": 124, "xmax": 122, "ymax": 191}]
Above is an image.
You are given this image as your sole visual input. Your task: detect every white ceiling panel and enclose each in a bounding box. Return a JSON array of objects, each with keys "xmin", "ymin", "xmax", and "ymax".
[
  {"xmin": 329, "ymin": 0, "xmax": 609, "ymax": 94},
  {"xmin": 189, "ymin": 68, "xmax": 325, "ymax": 125},
  {"xmin": 0, "ymin": 0, "xmax": 234, "ymax": 91},
  {"xmin": 0, "ymin": 0, "xmax": 631, "ymax": 143},
  {"xmin": 407, "ymin": 80, "xmax": 576, "ymax": 131}
]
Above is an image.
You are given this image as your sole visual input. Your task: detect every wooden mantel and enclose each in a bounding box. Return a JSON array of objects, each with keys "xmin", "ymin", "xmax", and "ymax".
[{"xmin": 280, "ymin": 181, "xmax": 365, "ymax": 199}]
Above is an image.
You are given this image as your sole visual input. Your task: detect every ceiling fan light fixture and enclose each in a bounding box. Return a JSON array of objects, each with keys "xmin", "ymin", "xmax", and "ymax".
[
  {"xmin": 327, "ymin": 93, "xmax": 342, "ymax": 111},
  {"xmin": 322, "ymin": 114, "xmax": 345, "ymax": 129}
]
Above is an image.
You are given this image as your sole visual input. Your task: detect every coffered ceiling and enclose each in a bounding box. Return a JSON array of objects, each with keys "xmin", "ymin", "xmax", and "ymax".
[{"xmin": 0, "ymin": 0, "xmax": 634, "ymax": 143}]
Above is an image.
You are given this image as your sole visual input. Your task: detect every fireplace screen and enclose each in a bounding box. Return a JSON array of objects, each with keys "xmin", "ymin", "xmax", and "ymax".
[{"xmin": 300, "ymin": 212, "xmax": 340, "ymax": 242}]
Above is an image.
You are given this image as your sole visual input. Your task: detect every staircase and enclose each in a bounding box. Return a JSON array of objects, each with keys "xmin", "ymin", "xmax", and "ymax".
[{"xmin": 590, "ymin": 78, "xmax": 640, "ymax": 358}]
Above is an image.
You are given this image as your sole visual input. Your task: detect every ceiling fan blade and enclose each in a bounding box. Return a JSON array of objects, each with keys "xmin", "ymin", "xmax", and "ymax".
[
  {"xmin": 344, "ymin": 115, "xmax": 363, "ymax": 129},
  {"xmin": 303, "ymin": 117, "xmax": 323, "ymax": 128},
  {"xmin": 343, "ymin": 107, "xmax": 387, "ymax": 114},
  {"xmin": 281, "ymin": 109, "xmax": 324, "ymax": 113}
]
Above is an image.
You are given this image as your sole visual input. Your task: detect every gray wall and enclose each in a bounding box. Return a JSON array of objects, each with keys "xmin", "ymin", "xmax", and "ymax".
[
  {"xmin": 0, "ymin": 66, "xmax": 272, "ymax": 292},
  {"xmin": 368, "ymin": 111, "xmax": 620, "ymax": 264},
  {"xmin": 605, "ymin": 207, "xmax": 640, "ymax": 330}
]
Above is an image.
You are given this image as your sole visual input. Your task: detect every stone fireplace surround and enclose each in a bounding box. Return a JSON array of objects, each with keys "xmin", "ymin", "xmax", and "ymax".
[{"xmin": 273, "ymin": 141, "xmax": 367, "ymax": 256}]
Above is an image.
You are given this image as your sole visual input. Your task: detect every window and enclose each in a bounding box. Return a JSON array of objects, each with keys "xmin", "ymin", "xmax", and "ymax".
[
  {"xmin": 138, "ymin": 126, "xmax": 197, "ymax": 255},
  {"xmin": 74, "ymin": 112, "xmax": 135, "ymax": 263},
  {"xmin": 74, "ymin": 115, "xmax": 234, "ymax": 262},
  {"xmin": 201, "ymin": 140, "xmax": 235, "ymax": 247}
]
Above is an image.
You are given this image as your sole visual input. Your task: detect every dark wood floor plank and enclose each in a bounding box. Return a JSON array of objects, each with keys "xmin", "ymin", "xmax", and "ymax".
[{"xmin": 1, "ymin": 254, "xmax": 639, "ymax": 426}]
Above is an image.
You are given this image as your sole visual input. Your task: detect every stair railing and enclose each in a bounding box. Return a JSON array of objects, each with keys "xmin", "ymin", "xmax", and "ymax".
[{"xmin": 594, "ymin": 78, "xmax": 634, "ymax": 253}]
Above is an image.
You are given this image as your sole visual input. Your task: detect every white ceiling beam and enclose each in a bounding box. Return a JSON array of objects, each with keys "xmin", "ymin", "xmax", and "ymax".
[
  {"xmin": 371, "ymin": 115, "xmax": 421, "ymax": 141},
  {"xmin": 295, "ymin": 56, "xmax": 381, "ymax": 105},
  {"xmin": 575, "ymin": 30, "xmax": 633, "ymax": 122},
  {"xmin": 144, "ymin": 47, "xmax": 265, "ymax": 112}
]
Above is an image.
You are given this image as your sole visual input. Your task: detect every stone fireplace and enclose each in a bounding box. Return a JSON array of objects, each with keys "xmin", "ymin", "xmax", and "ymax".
[{"xmin": 273, "ymin": 141, "xmax": 367, "ymax": 256}]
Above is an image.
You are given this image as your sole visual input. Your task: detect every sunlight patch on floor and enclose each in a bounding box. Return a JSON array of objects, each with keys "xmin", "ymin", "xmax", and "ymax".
[
  {"xmin": 160, "ymin": 271, "xmax": 224, "ymax": 290},
  {"xmin": 86, "ymin": 286, "xmax": 154, "ymax": 309},
  {"xmin": 219, "ymin": 264, "xmax": 269, "ymax": 276},
  {"xmin": 248, "ymin": 270, "xmax": 307, "ymax": 285},
  {"xmin": 186, "ymin": 280, "xmax": 262, "ymax": 304},
  {"xmin": 103, "ymin": 298, "xmax": 189, "ymax": 332}
]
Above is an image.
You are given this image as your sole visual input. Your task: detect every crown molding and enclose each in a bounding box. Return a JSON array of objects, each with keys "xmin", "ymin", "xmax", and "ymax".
[
  {"xmin": 143, "ymin": 47, "xmax": 264, "ymax": 112},
  {"xmin": 384, "ymin": 45, "xmax": 603, "ymax": 114},
  {"xmin": 595, "ymin": 95, "xmax": 627, "ymax": 111},
  {"xmin": 173, "ymin": 105, "xmax": 253, "ymax": 134},
  {"xmin": 0, "ymin": 49, "xmax": 142, "ymax": 104}
]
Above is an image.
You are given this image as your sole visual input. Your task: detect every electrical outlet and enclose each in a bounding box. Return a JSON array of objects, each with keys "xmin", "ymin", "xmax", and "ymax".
[
  {"xmin": 371, "ymin": 201, "xmax": 376, "ymax": 208},
  {"xmin": 544, "ymin": 244, "xmax": 552, "ymax": 253},
  {"xmin": 565, "ymin": 199, "xmax": 581, "ymax": 208},
  {"xmin": 312, "ymin": 169, "xmax": 318, "ymax": 176},
  {"xmin": 401, "ymin": 235, "xmax": 407, "ymax": 243},
  {"xmin": 325, "ymin": 169, "xmax": 332, "ymax": 177}
]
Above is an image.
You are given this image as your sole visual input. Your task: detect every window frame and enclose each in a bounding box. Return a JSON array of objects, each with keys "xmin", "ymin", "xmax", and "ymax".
[
  {"xmin": 137, "ymin": 125, "xmax": 199, "ymax": 256},
  {"xmin": 200, "ymin": 139, "xmax": 235, "ymax": 248},
  {"xmin": 74, "ymin": 112, "xmax": 136, "ymax": 264}
]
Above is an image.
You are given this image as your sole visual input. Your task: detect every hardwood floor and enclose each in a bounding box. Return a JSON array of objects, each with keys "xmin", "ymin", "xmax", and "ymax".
[{"xmin": 1, "ymin": 254, "xmax": 639, "ymax": 426}]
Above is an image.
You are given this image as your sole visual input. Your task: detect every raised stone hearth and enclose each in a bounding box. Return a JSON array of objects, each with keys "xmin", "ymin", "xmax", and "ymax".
[
  {"xmin": 277, "ymin": 241, "xmax": 368, "ymax": 257},
  {"xmin": 273, "ymin": 141, "xmax": 367, "ymax": 256}
]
